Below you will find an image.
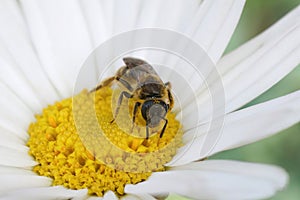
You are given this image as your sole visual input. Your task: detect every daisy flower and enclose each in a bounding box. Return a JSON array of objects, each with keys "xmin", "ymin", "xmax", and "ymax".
[{"xmin": 0, "ymin": 0, "xmax": 300, "ymax": 200}]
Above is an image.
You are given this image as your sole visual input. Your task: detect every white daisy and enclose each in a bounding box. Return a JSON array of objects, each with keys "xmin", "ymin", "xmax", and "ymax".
[{"xmin": 0, "ymin": 0, "xmax": 299, "ymax": 200}]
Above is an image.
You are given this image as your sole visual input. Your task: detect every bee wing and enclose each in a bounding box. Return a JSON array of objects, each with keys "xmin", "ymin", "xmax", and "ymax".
[
  {"xmin": 123, "ymin": 57, "xmax": 157, "ymax": 75},
  {"xmin": 123, "ymin": 57, "xmax": 148, "ymax": 68}
]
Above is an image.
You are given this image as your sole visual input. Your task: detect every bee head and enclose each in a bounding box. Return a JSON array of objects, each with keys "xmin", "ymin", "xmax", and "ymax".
[{"xmin": 141, "ymin": 100, "xmax": 169, "ymax": 127}]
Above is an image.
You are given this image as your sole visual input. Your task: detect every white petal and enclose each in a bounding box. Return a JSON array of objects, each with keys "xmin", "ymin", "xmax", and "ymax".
[
  {"xmin": 0, "ymin": 165, "xmax": 35, "ymax": 175},
  {"xmin": 0, "ymin": 82, "xmax": 34, "ymax": 128},
  {"xmin": 135, "ymin": 0, "xmax": 200, "ymax": 31},
  {"xmin": 0, "ymin": 126, "xmax": 26, "ymax": 149},
  {"xmin": 103, "ymin": 191, "xmax": 118, "ymax": 200},
  {"xmin": 0, "ymin": 175, "xmax": 51, "ymax": 196},
  {"xmin": 131, "ymin": 0, "xmax": 244, "ymax": 63},
  {"xmin": 187, "ymin": 0, "xmax": 245, "ymax": 62},
  {"xmin": 1, "ymin": 186, "xmax": 88, "ymax": 200},
  {"xmin": 218, "ymin": 5, "xmax": 300, "ymax": 112},
  {"xmin": 19, "ymin": 0, "xmax": 94, "ymax": 98},
  {"xmin": 0, "ymin": 136, "xmax": 27, "ymax": 152},
  {"xmin": 170, "ymin": 160, "xmax": 287, "ymax": 188},
  {"xmin": 84, "ymin": 0, "xmax": 200, "ymax": 40},
  {"xmin": 126, "ymin": 160, "xmax": 288, "ymax": 200},
  {"xmin": 112, "ymin": 0, "xmax": 141, "ymax": 34},
  {"xmin": 121, "ymin": 193, "xmax": 156, "ymax": 200},
  {"xmin": 169, "ymin": 90, "xmax": 300, "ymax": 166},
  {"xmin": 0, "ymin": 82, "xmax": 34, "ymax": 141},
  {"xmin": 87, "ymin": 196, "xmax": 103, "ymax": 200},
  {"xmin": 79, "ymin": 0, "xmax": 109, "ymax": 46},
  {"xmin": 96, "ymin": 0, "xmax": 114, "ymax": 37},
  {"xmin": 0, "ymin": 44, "xmax": 44, "ymax": 113},
  {"xmin": 81, "ymin": 0, "xmax": 200, "ymax": 70},
  {"xmin": 81, "ymin": 0, "xmax": 243, "ymax": 64},
  {"xmin": 211, "ymin": 90, "xmax": 300, "ymax": 155},
  {"xmin": 0, "ymin": 0, "xmax": 61, "ymax": 108},
  {"xmin": 0, "ymin": 146, "xmax": 37, "ymax": 168}
]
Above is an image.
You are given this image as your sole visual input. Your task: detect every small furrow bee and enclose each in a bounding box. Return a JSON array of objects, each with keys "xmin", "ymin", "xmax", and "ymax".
[{"xmin": 91, "ymin": 57, "xmax": 174, "ymax": 139}]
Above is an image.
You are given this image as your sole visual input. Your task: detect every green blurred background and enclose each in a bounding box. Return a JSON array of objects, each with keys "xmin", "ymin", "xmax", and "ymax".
[{"xmin": 168, "ymin": 0, "xmax": 300, "ymax": 199}]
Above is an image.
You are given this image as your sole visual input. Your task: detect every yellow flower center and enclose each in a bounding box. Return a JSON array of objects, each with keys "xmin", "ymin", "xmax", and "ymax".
[{"xmin": 27, "ymin": 87, "xmax": 183, "ymax": 197}]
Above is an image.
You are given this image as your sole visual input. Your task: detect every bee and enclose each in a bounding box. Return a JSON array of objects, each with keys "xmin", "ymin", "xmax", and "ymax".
[{"xmin": 91, "ymin": 57, "xmax": 174, "ymax": 139}]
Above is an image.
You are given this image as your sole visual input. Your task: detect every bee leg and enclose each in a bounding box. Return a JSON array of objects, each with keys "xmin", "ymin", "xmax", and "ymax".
[
  {"xmin": 116, "ymin": 77, "xmax": 134, "ymax": 92},
  {"xmin": 90, "ymin": 76, "xmax": 115, "ymax": 93},
  {"xmin": 111, "ymin": 91, "xmax": 133, "ymax": 123},
  {"xmin": 159, "ymin": 118, "xmax": 168, "ymax": 138},
  {"xmin": 131, "ymin": 102, "xmax": 141, "ymax": 132}
]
